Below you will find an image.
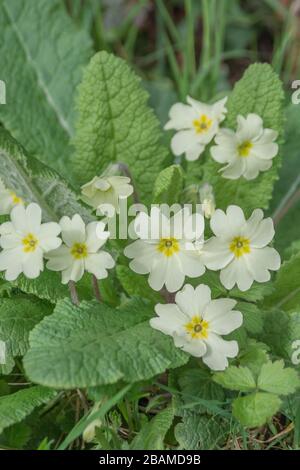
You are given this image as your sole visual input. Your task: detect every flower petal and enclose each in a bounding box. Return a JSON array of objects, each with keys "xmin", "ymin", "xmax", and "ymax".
[
  {"xmin": 203, "ymin": 334, "xmax": 238, "ymax": 371},
  {"xmin": 85, "ymin": 251, "xmax": 115, "ymax": 279},
  {"xmin": 236, "ymin": 113, "xmax": 263, "ymax": 141},
  {"xmin": 170, "ymin": 130, "xmax": 200, "ymax": 156},
  {"xmin": 26, "ymin": 203, "xmax": 42, "ymax": 233},
  {"xmin": 46, "ymin": 245, "xmax": 73, "ymax": 271},
  {"xmin": 164, "ymin": 255, "xmax": 185, "ymax": 292},
  {"xmin": 180, "ymin": 338, "xmax": 207, "ymax": 357},
  {"xmin": 10, "ymin": 204, "xmax": 27, "ymax": 232},
  {"xmin": 220, "ymin": 258, "xmax": 254, "ymax": 291},
  {"xmin": 151, "ymin": 303, "xmax": 187, "ymax": 336},
  {"xmin": 175, "ymin": 283, "xmax": 211, "ymax": 318},
  {"xmin": 221, "ymin": 159, "xmax": 246, "ymax": 179},
  {"xmin": 148, "ymin": 258, "xmax": 169, "ymax": 291},
  {"xmin": 60, "ymin": 214, "xmax": 86, "ymax": 246},
  {"xmin": 210, "ymin": 206, "xmax": 246, "ymax": 239},
  {"xmin": 86, "ymin": 221, "xmax": 109, "ymax": 252},
  {"xmin": 201, "ymin": 237, "xmax": 233, "ymax": 270},
  {"xmin": 0, "ymin": 233, "xmax": 21, "ymax": 249},
  {"xmin": 178, "ymin": 250, "xmax": 205, "ymax": 277},
  {"xmin": 164, "ymin": 103, "xmax": 197, "ymax": 130},
  {"xmin": 250, "ymin": 218, "xmax": 275, "ymax": 248},
  {"xmin": 245, "ymin": 247, "xmax": 280, "ymax": 282},
  {"xmin": 22, "ymin": 249, "xmax": 44, "ymax": 279}
]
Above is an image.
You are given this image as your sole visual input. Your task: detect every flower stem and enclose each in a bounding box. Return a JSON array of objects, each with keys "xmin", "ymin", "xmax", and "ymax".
[
  {"xmin": 117, "ymin": 162, "xmax": 140, "ymax": 204},
  {"xmin": 68, "ymin": 281, "xmax": 80, "ymax": 306},
  {"xmin": 161, "ymin": 288, "xmax": 176, "ymax": 304},
  {"xmin": 92, "ymin": 275, "xmax": 102, "ymax": 302}
]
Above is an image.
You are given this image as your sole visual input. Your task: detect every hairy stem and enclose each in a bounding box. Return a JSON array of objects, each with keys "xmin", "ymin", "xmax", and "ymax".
[
  {"xmin": 68, "ymin": 281, "xmax": 79, "ymax": 306},
  {"xmin": 92, "ymin": 275, "xmax": 102, "ymax": 302}
]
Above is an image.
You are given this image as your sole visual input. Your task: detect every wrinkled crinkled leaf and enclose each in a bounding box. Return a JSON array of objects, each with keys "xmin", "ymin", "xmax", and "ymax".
[
  {"xmin": 261, "ymin": 310, "xmax": 300, "ymax": 363},
  {"xmin": 0, "ymin": 297, "xmax": 52, "ymax": 357},
  {"xmin": 153, "ymin": 165, "xmax": 184, "ymax": 205},
  {"xmin": 0, "ymin": 386, "xmax": 57, "ymax": 434},
  {"xmin": 175, "ymin": 411, "xmax": 226, "ymax": 450},
  {"xmin": 24, "ymin": 298, "xmax": 188, "ymax": 389},
  {"xmin": 71, "ymin": 51, "xmax": 169, "ymax": 202},
  {"xmin": 0, "ymin": 127, "xmax": 93, "ymax": 222},
  {"xmin": 0, "ymin": 0, "xmax": 92, "ymax": 175},
  {"xmin": 239, "ymin": 342, "xmax": 269, "ymax": 377},
  {"xmin": 131, "ymin": 406, "xmax": 174, "ymax": 450},
  {"xmin": 176, "ymin": 368, "xmax": 225, "ymax": 415},
  {"xmin": 213, "ymin": 366, "xmax": 256, "ymax": 392},
  {"xmin": 232, "ymin": 392, "xmax": 281, "ymax": 428},
  {"xmin": 1, "ymin": 271, "xmax": 93, "ymax": 304},
  {"xmin": 257, "ymin": 360, "xmax": 300, "ymax": 395},
  {"xmin": 237, "ymin": 302, "xmax": 264, "ymax": 335}
]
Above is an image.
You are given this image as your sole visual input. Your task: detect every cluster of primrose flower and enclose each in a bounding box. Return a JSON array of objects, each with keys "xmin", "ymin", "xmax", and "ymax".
[
  {"xmin": 0, "ymin": 95, "xmax": 281, "ymax": 371},
  {"xmin": 165, "ymin": 95, "xmax": 279, "ymax": 180}
]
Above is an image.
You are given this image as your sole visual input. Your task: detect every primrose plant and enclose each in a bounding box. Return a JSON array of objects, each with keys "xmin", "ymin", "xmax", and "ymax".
[{"xmin": 0, "ymin": 48, "xmax": 299, "ymax": 446}]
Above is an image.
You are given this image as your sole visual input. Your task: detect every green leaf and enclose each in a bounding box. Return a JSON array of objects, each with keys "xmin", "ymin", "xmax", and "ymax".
[
  {"xmin": 0, "ymin": 127, "xmax": 93, "ymax": 222},
  {"xmin": 0, "ymin": 297, "xmax": 52, "ymax": 357},
  {"xmin": 24, "ymin": 298, "xmax": 188, "ymax": 389},
  {"xmin": 239, "ymin": 342, "xmax": 269, "ymax": 377},
  {"xmin": 232, "ymin": 392, "xmax": 281, "ymax": 427},
  {"xmin": 176, "ymin": 368, "xmax": 225, "ymax": 414},
  {"xmin": 0, "ymin": 386, "xmax": 57, "ymax": 434},
  {"xmin": 0, "ymin": 422, "xmax": 31, "ymax": 449},
  {"xmin": 1, "ymin": 271, "xmax": 93, "ymax": 304},
  {"xmin": 271, "ymin": 104, "xmax": 300, "ymax": 253},
  {"xmin": 0, "ymin": 0, "xmax": 92, "ymax": 175},
  {"xmin": 257, "ymin": 360, "xmax": 300, "ymax": 395},
  {"xmin": 116, "ymin": 265, "xmax": 163, "ymax": 304},
  {"xmin": 202, "ymin": 63, "xmax": 284, "ymax": 214},
  {"xmin": 71, "ymin": 51, "xmax": 169, "ymax": 203},
  {"xmin": 237, "ymin": 302, "xmax": 264, "ymax": 335},
  {"xmin": 230, "ymin": 281, "xmax": 274, "ymax": 303},
  {"xmin": 261, "ymin": 310, "xmax": 300, "ymax": 362},
  {"xmin": 131, "ymin": 406, "xmax": 174, "ymax": 450},
  {"xmin": 153, "ymin": 165, "xmax": 184, "ymax": 205},
  {"xmin": 263, "ymin": 252, "xmax": 300, "ymax": 311},
  {"xmin": 213, "ymin": 366, "xmax": 256, "ymax": 392},
  {"xmin": 175, "ymin": 412, "xmax": 225, "ymax": 450}
]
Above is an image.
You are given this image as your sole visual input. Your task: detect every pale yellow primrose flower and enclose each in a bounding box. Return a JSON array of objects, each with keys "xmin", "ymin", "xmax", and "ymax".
[
  {"xmin": 150, "ymin": 284, "xmax": 242, "ymax": 370},
  {"xmin": 0, "ymin": 203, "xmax": 61, "ymax": 280},
  {"xmin": 46, "ymin": 214, "xmax": 115, "ymax": 284},
  {"xmin": 164, "ymin": 95, "xmax": 227, "ymax": 161},
  {"xmin": 81, "ymin": 175, "xmax": 134, "ymax": 215},
  {"xmin": 202, "ymin": 205, "xmax": 281, "ymax": 291},
  {"xmin": 211, "ymin": 113, "xmax": 279, "ymax": 180},
  {"xmin": 124, "ymin": 207, "xmax": 205, "ymax": 293}
]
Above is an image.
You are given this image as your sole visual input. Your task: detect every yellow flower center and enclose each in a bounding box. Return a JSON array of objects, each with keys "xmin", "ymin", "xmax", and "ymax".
[
  {"xmin": 238, "ymin": 140, "xmax": 253, "ymax": 157},
  {"xmin": 229, "ymin": 236, "xmax": 251, "ymax": 258},
  {"xmin": 70, "ymin": 242, "xmax": 88, "ymax": 259},
  {"xmin": 157, "ymin": 237, "xmax": 180, "ymax": 257},
  {"xmin": 193, "ymin": 115, "xmax": 212, "ymax": 134},
  {"xmin": 22, "ymin": 233, "xmax": 39, "ymax": 253},
  {"xmin": 10, "ymin": 191, "xmax": 23, "ymax": 205},
  {"xmin": 185, "ymin": 315, "xmax": 209, "ymax": 339}
]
